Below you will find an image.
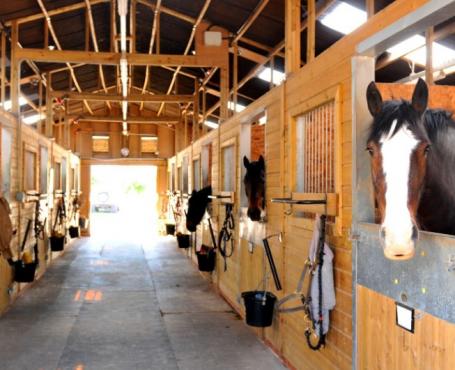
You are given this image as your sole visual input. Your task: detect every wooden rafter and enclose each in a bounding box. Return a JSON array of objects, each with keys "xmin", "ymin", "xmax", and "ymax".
[
  {"xmin": 52, "ymin": 91, "xmax": 194, "ymax": 102},
  {"xmin": 85, "ymin": 0, "xmax": 111, "ymax": 110},
  {"xmin": 206, "ymin": 0, "xmax": 335, "ymax": 118},
  {"xmin": 156, "ymin": 0, "xmax": 212, "ymax": 116},
  {"xmin": 72, "ymin": 114, "xmax": 179, "ymax": 124},
  {"xmin": 15, "ymin": 48, "xmax": 226, "ymax": 67},
  {"xmin": 140, "ymin": 0, "xmax": 162, "ymax": 111},
  {"xmin": 36, "ymin": 0, "xmax": 94, "ymax": 114}
]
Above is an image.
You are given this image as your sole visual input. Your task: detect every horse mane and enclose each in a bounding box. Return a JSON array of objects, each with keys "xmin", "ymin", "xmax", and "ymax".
[
  {"xmin": 423, "ymin": 108, "xmax": 454, "ymax": 142},
  {"xmin": 367, "ymin": 100, "xmax": 423, "ymax": 142}
]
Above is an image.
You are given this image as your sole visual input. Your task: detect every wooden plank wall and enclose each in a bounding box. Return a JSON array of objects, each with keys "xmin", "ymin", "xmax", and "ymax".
[
  {"xmin": 0, "ymin": 109, "xmax": 80, "ymax": 314},
  {"xmin": 169, "ymin": 1, "xmax": 437, "ymax": 369}
]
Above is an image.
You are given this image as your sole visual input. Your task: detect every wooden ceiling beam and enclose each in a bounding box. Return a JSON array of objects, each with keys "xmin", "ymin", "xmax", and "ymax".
[
  {"xmin": 84, "ymin": 0, "xmax": 111, "ymax": 110},
  {"xmin": 71, "ymin": 115, "xmax": 180, "ymax": 124},
  {"xmin": 206, "ymin": 0, "xmax": 335, "ymax": 118},
  {"xmin": 140, "ymin": 0, "xmax": 162, "ymax": 110},
  {"xmin": 15, "ymin": 48, "xmax": 225, "ymax": 67},
  {"xmin": 36, "ymin": 0, "xmax": 93, "ymax": 114},
  {"xmin": 233, "ymin": 0, "xmax": 270, "ymax": 43},
  {"xmin": 52, "ymin": 91, "xmax": 194, "ymax": 102},
  {"xmin": 5, "ymin": 0, "xmax": 109, "ymax": 26},
  {"xmin": 157, "ymin": 0, "xmax": 212, "ymax": 116}
]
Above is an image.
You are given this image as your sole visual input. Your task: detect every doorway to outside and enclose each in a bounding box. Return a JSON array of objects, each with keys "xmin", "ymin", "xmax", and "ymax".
[{"xmin": 90, "ymin": 165, "xmax": 158, "ymax": 241}]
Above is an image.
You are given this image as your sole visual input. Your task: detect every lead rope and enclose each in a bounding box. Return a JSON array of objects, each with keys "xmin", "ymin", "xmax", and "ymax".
[
  {"xmin": 218, "ymin": 203, "xmax": 234, "ymax": 271},
  {"xmin": 305, "ymin": 215, "xmax": 327, "ymax": 350}
]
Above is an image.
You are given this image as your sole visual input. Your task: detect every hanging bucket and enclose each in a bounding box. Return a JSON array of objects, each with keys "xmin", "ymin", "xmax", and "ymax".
[
  {"xmin": 241, "ymin": 291, "xmax": 277, "ymax": 327},
  {"xmin": 50, "ymin": 235, "xmax": 65, "ymax": 251},
  {"xmin": 79, "ymin": 217, "xmax": 89, "ymax": 229},
  {"xmin": 165, "ymin": 223, "xmax": 176, "ymax": 235},
  {"xmin": 69, "ymin": 226, "xmax": 80, "ymax": 238},
  {"xmin": 176, "ymin": 233, "xmax": 190, "ymax": 248},
  {"xmin": 196, "ymin": 245, "xmax": 216, "ymax": 272},
  {"xmin": 13, "ymin": 260, "xmax": 37, "ymax": 283}
]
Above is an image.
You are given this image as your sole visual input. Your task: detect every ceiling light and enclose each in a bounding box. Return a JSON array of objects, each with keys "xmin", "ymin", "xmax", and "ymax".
[
  {"xmin": 204, "ymin": 120, "xmax": 219, "ymax": 129},
  {"xmin": 257, "ymin": 67, "xmax": 285, "ymax": 85},
  {"xmin": 320, "ymin": 1, "xmax": 367, "ymax": 35},
  {"xmin": 141, "ymin": 136, "xmax": 158, "ymax": 141},
  {"xmin": 93, "ymin": 135, "xmax": 110, "ymax": 140},
  {"xmin": 228, "ymin": 101, "xmax": 246, "ymax": 113},
  {"xmin": 117, "ymin": 0, "xmax": 128, "ymax": 17}
]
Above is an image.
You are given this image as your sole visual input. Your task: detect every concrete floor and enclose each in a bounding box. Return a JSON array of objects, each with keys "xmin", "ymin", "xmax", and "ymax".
[{"xmin": 0, "ymin": 236, "xmax": 286, "ymax": 370}]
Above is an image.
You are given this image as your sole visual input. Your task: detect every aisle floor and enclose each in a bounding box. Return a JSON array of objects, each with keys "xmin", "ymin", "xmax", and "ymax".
[{"xmin": 0, "ymin": 236, "xmax": 286, "ymax": 370}]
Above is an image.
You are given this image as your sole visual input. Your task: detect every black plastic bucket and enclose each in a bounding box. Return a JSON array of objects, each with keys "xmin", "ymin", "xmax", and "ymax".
[
  {"xmin": 79, "ymin": 217, "xmax": 89, "ymax": 229},
  {"xmin": 196, "ymin": 245, "xmax": 216, "ymax": 272},
  {"xmin": 176, "ymin": 233, "xmax": 190, "ymax": 248},
  {"xmin": 165, "ymin": 223, "xmax": 176, "ymax": 235},
  {"xmin": 13, "ymin": 261, "xmax": 37, "ymax": 283},
  {"xmin": 50, "ymin": 235, "xmax": 65, "ymax": 251},
  {"xmin": 241, "ymin": 291, "xmax": 277, "ymax": 327},
  {"xmin": 69, "ymin": 226, "xmax": 80, "ymax": 238}
]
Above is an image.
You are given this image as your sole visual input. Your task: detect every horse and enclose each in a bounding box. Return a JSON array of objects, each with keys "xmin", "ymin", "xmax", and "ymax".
[
  {"xmin": 243, "ymin": 155, "xmax": 265, "ymax": 221},
  {"xmin": 366, "ymin": 78, "xmax": 455, "ymax": 260},
  {"xmin": 186, "ymin": 185, "xmax": 212, "ymax": 232}
]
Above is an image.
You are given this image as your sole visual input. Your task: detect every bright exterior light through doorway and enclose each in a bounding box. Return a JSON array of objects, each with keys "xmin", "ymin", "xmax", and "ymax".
[{"xmin": 90, "ymin": 165, "xmax": 159, "ymax": 241}]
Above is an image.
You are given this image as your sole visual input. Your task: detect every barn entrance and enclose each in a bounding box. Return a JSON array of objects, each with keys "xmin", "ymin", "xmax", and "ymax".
[{"xmin": 90, "ymin": 165, "xmax": 158, "ymax": 241}]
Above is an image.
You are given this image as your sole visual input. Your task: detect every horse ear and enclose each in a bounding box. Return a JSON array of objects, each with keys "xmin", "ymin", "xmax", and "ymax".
[
  {"xmin": 412, "ymin": 78, "xmax": 428, "ymax": 115},
  {"xmin": 366, "ymin": 81, "xmax": 383, "ymax": 117},
  {"xmin": 191, "ymin": 190, "xmax": 196, "ymax": 197},
  {"xmin": 258, "ymin": 155, "xmax": 265, "ymax": 167},
  {"xmin": 243, "ymin": 156, "xmax": 250, "ymax": 169}
]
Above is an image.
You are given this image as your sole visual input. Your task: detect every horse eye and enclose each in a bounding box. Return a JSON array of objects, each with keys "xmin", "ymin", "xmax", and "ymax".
[
  {"xmin": 424, "ymin": 145, "xmax": 431, "ymax": 155},
  {"xmin": 366, "ymin": 146, "xmax": 374, "ymax": 156}
]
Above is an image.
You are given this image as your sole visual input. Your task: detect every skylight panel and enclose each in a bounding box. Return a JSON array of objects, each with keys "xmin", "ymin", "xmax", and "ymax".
[
  {"xmin": 320, "ymin": 1, "xmax": 367, "ymax": 35},
  {"xmin": 204, "ymin": 120, "xmax": 219, "ymax": 129},
  {"xmin": 257, "ymin": 67, "xmax": 285, "ymax": 85},
  {"xmin": 387, "ymin": 35, "xmax": 455, "ymax": 71},
  {"xmin": 228, "ymin": 101, "xmax": 246, "ymax": 113},
  {"xmin": 0, "ymin": 96, "xmax": 28, "ymax": 111},
  {"xmin": 22, "ymin": 113, "xmax": 44, "ymax": 125}
]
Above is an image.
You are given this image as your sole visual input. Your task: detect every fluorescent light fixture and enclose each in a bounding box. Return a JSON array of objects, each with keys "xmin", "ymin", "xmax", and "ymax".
[
  {"xmin": 0, "ymin": 96, "xmax": 28, "ymax": 111},
  {"xmin": 320, "ymin": 1, "xmax": 367, "ymax": 35},
  {"xmin": 257, "ymin": 67, "xmax": 285, "ymax": 85},
  {"xmin": 141, "ymin": 136, "xmax": 158, "ymax": 141},
  {"xmin": 122, "ymin": 121, "xmax": 128, "ymax": 131},
  {"xmin": 387, "ymin": 35, "xmax": 455, "ymax": 70},
  {"xmin": 22, "ymin": 113, "xmax": 45, "ymax": 125},
  {"xmin": 228, "ymin": 101, "xmax": 246, "ymax": 113},
  {"xmin": 259, "ymin": 115, "xmax": 267, "ymax": 125},
  {"xmin": 117, "ymin": 0, "xmax": 128, "ymax": 17},
  {"xmin": 204, "ymin": 120, "xmax": 219, "ymax": 129},
  {"xmin": 122, "ymin": 101, "xmax": 128, "ymax": 120},
  {"xmin": 93, "ymin": 135, "xmax": 110, "ymax": 140}
]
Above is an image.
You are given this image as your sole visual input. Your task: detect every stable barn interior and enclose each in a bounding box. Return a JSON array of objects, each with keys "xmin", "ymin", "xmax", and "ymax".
[{"xmin": 1, "ymin": 1, "xmax": 455, "ymax": 369}]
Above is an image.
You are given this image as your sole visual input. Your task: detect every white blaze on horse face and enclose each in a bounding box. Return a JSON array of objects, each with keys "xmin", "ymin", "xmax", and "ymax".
[{"xmin": 380, "ymin": 120, "xmax": 419, "ymax": 259}]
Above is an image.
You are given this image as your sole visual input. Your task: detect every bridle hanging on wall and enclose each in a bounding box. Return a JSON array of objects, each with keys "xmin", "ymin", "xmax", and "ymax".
[{"xmin": 218, "ymin": 203, "xmax": 235, "ymax": 271}]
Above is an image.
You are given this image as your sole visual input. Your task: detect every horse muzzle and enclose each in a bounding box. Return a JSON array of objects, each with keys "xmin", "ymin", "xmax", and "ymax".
[
  {"xmin": 380, "ymin": 224, "xmax": 418, "ymax": 260},
  {"xmin": 247, "ymin": 207, "xmax": 262, "ymax": 222}
]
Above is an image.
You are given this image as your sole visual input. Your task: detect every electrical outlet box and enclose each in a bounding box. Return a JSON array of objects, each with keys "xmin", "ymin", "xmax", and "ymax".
[{"xmin": 396, "ymin": 302, "xmax": 415, "ymax": 333}]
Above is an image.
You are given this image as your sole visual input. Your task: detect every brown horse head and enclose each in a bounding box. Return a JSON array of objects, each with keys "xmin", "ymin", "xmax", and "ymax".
[
  {"xmin": 243, "ymin": 155, "xmax": 265, "ymax": 221},
  {"xmin": 366, "ymin": 78, "xmax": 430, "ymax": 260}
]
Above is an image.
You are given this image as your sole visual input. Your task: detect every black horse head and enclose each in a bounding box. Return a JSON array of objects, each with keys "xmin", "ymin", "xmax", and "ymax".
[
  {"xmin": 186, "ymin": 186, "xmax": 212, "ymax": 232},
  {"xmin": 243, "ymin": 155, "xmax": 265, "ymax": 221}
]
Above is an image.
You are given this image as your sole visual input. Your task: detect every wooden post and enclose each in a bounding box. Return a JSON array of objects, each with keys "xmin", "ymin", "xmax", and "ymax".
[
  {"xmin": 366, "ymin": 0, "xmax": 375, "ymax": 18},
  {"xmin": 202, "ymin": 86, "xmax": 207, "ymax": 136},
  {"xmin": 184, "ymin": 111, "xmax": 188, "ymax": 147},
  {"xmin": 219, "ymin": 63, "xmax": 229, "ymax": 123},
  {"xmin": 233, "ymin": 42, "xmax": 238, "ymax": 116},
  {"xmin": 44, "ymin": 18, "xmax": 49, "ymax": 48},
  {"xmin": 85, "ymin": 8, "xmax": 90, "ymax": 51},
  {"xmin": 10, "ymin": 21, "xmax": 20, "ymax": 116},
  {"xmin": 426, "ymin": 27, "xmax": 434, "ymax": 85},
  {"xmin": 38, "ymin": 79, "xmax": 43, "ymax": 133},
  {"xmin": 110, "ymin": 0, "xmax": 116, "ymax": 52},
  {"xmin": 0, "ymin": 30, "xmax": 5, "ymax": 107},
  {"xmin": 45, "ymin": 73, "xmax": 53, "ymax": 138},
  {"xmin": 306, "ymin": 0, "xmax": 315, "ymax": 63},
  {"xmin": 285, "ymin": 0, "xmax": 300, "ymax": 74},
  {"xmin": 270, "ymin": 56, "xmax": 275, "ymax": 90},
  {"xmin": 193, "ymin": 79, "xmax": 199, "ymax": 142},
  {"xmin": 156, "ymin": 10, "xmax": 161, "ymax": 54}
]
